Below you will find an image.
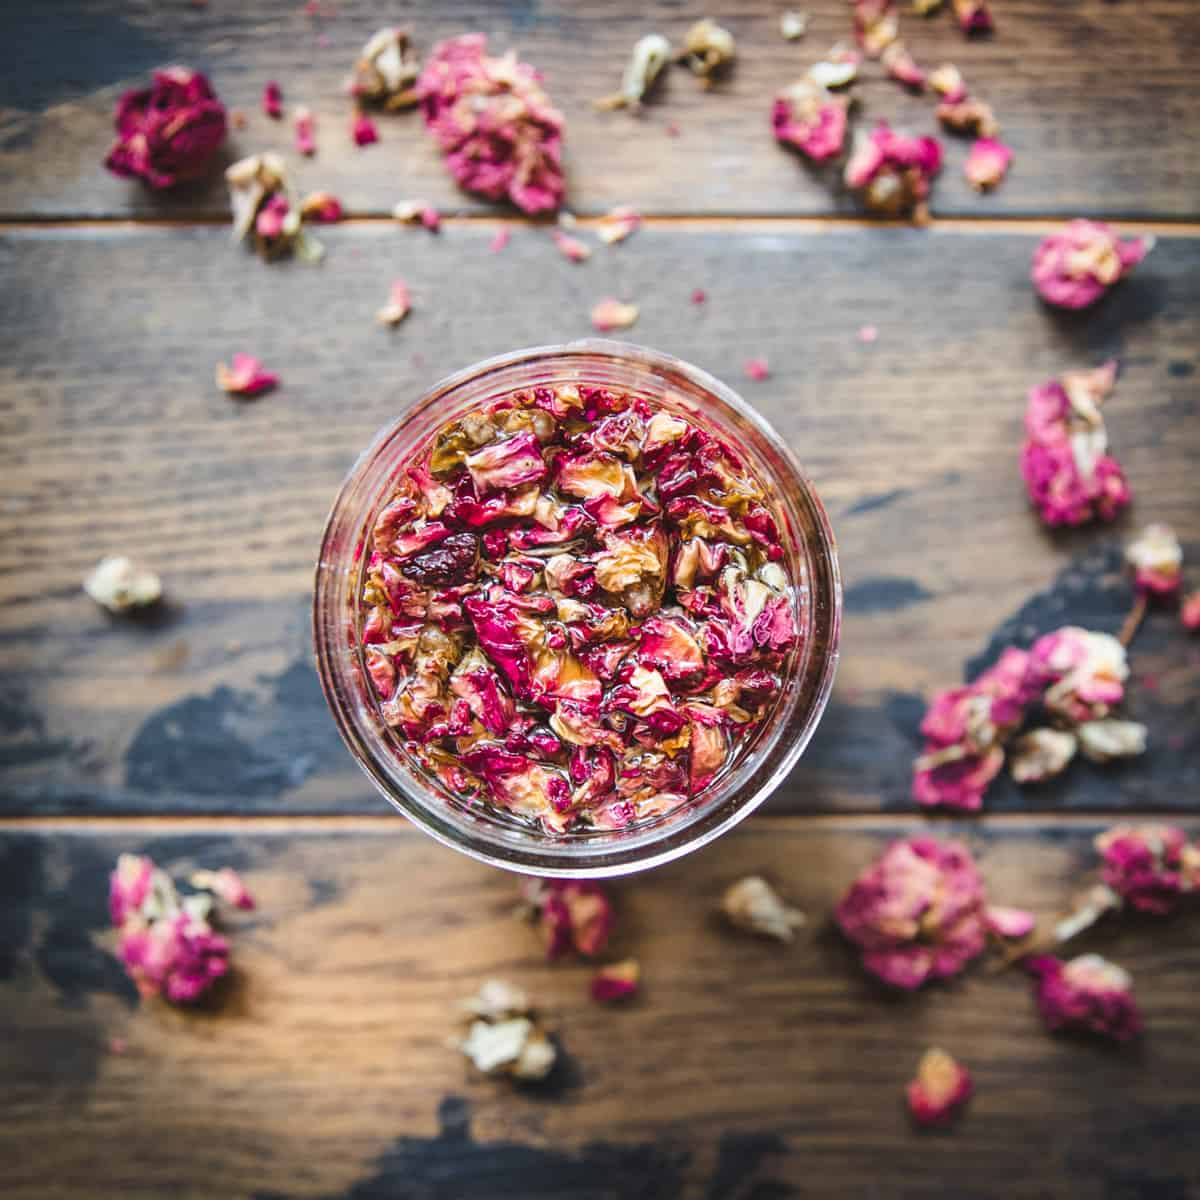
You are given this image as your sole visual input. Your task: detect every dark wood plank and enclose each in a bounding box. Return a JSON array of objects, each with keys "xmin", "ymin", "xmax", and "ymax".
[
  {"xmin": 1, "ymin": 224, "xmax": 1197, "ymax": 815},
  {"xmin": 1, "ymin": 1, "xmax": 1198, "ymax": 220},
  {"xmin": 2, "ymin": 818, "xmax": 1198, "ymax": 1199}
]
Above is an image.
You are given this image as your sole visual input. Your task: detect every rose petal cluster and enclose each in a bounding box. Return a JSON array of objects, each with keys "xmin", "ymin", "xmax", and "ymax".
[
  {"xmin": 1094, "ymin": 825, "xmax": 1200, "ymax": 915},
  {"xmin": 1027, "ymin": 954, "xmax": 1142, "ymax": 1041},
  {"xmin": 843, "ymin": 122, "xmax": 943, "ymax": 223},
  {"xmin": 415, "ymin": 34, "xmax": 565, "ymax": 215},
  {"xmin": 834, "ymin": 837, "xmax": 989, "ymax": 988},
  {"xmin": 104, "ymin": 66, "xmax": 227, "ymax": 189},
  {"xmin": 1020, "ymin": 361, "xmax": 1129, "ymax": 527},
  {"xmin": 1032, "ymin": 220, "xmax": 1152, "ymax": 310}
]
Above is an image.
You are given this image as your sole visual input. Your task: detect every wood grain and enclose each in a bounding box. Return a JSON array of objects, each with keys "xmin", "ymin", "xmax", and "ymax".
[
  {"xmin": 2, "ymin": 818, "xmax": 1198, "ymax": 1199},
  {"xmin": 1, "ymin": 1, "xmax": 1198, "ymax": 220},
  {"xmin": 1, "ymin": 224, "xmax": 1196, "ymax": 816}
]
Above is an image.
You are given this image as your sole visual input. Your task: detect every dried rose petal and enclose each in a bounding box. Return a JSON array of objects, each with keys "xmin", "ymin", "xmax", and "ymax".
[
  {"xmin": 416, "ymin": 34, "xmax": 565, "ymax": 215},
  {"xmin": 906, "ymin": 1048, "xmax": 972, "ymax": 1126},
  {"xmin": 591, "ymin": 298, "xmax": 639, "ymax": 332},
  {"xmin": 835, "ymin": 837, "xmax": 988, "ymax": 988},
  {"xmin": 1008, "ymin": 728, "xmax": 1077, "ymax": 784},
  {"xmin": 216, "ymin": 353, "xmax": 279, "ymax": 396},
  {"xmin": 490, "ymin": 227, "xmax": 511, "ymax": 254},
  {"xmin": 189, "ymin": 867, "xmax": 255, "ymax": 911},
  {"xmin": 937, "ymin": 96, "xmax": 999, "ymax": 138},
  {"xmin": 913, "ymin": 0, "xmax": 943, "ymax": 13},
  {"xmin": 595, "ymin": 33, "xmax": 672, "ymax": 111},
  {"xmin": 591, "ymin": 959, "xmax": 640, "ymax": 1003},
  {"xmin": 691, "ymin": 288, "xmax": 707, "ymax": 305},
  {"xmin": 858, "ymin": 324, "xmax": 877, "ymax": 343},
  {"xmin": 349, "ymin": 28, "xmax": 421, "ymax": 110},
  {"xmin": 552, "ymin": 229, "xmax": 592, "ymax": 263},
  {"xmin": 110, "ymin": 854, "xmax": 157, "ymax": 924},
  {"xmin": 676, "ymin": 18, "xmax": 736, "ymax": 86},
  {"xmin": 84, "ymin": 556, "xmax": 163, "ymax": 613},
  {"xmin": 952, "ymin": 0, "xmax": 994, "ymax": 34},
  {"xmin": 462, "ymin": 978, "xmax": 529, "ymax": 1020},
  {"xmin": 1125, "ymin": 523, "xmax": 1182, "ymax": 596},
  {"xmin": 844, "ymin": 122, "xmax": 943, "ymax": 223},
  {"xmin": 1076, "ymin": 719, "xmax": 1147, "ymax": 763},
  {"xmin": 524, "ymin": 879, "xmax": 614, "ymax": 960},
  {"xmin": 104, "ymin": 66, "xmax": 227, "ymax": 189},
  {"xmin": 881, "ymin": 41, "xmax": 926, "ymax": 88},
  {"xmin": 854, "ymin": 0, "xmax": 899, "ymax": 58},
  {"xmin": 376, "ymin": 280, "xmax": 413, "ymax": 326},
  {"xmin": 596, "ymin": 206, "xmax": 641, "ymax": 245},
  {"xmin": 262, "ymin": 80, "xmax": 283, "ymax": 119},
  {"xmin": 459, "ymin": 1017, "xmax": 556, "ymax": 1079},
  {"xmin": 984, "ymin": 905, "xmax": 1036, "ymax": 939},
  {"xmin": 1032, "ymin": 220, "xmax": 1153, "ymax": 310},
  {"xmin": 294, "ymin": 107, "xmax": 316, "ymax": 155},
  {"xmin": 1027, "ymin": 627, "xmax": 1129, "ymax": 724},
  {"xmin": 1183, "ymin": 591, "xmax": 1200, "ymax": 631},
  {"xmin": 352, "ymin": 109, "xmax": 379, "ymax": 146},
  {"xmin": 780, "ymin": 11, "xmax": 810, "ymax": 40},
  {"xmin": 300, "ymin": 191, "xmax": 343, "ymax": 222},
  {"xmin": 744, "ymin": 358, "xmax": 770, "ymax": 382},
  {"xmin": 1027, "ymin": 954, "xmax": 1142, "ymax": 1041},
  {"xmin": 392, "ymin": 200, "xmax": 441, "ymax": 231},
  {"xmin": 964, "ymin": 137, "xmax": 1012, "ymax": 190},
  {"xmin": 772, "ymin": 76, "xmax": 853, "ymax": 164},
  {"xmin": 809, "ymin": 44, "xmax": 862, "ymax": 89},
  {"xmin": 1095, "ymin": 824, "xmax": 1200, "ymax": 914},
  {"xmin": 225, "ymin": 153, "xmax": 324, "ymax": 264},
  {"xmin": 721, "ymin": 876, "xmax": 806, "ymax": 942},
  {"xmin": 929, "ymin": 63, "xmax": 966, "ymax": 102}
]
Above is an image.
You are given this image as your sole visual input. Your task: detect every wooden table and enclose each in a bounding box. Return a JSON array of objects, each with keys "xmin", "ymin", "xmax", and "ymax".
[{"xmin": 2, "ymin": 3, "xmax": 1198, "ymax": 1196}]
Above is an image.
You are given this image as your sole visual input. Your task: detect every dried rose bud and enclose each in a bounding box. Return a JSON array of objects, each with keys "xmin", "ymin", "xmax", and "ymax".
[
  {"xmin": 676, "ymin": 18, "xmax": 736, "ymax": 86},
  {"xmin": 1125, "ymin": 523, "xmax": 1182, "ymax": 596},
  {"xmin": 773, "ymin": 76, "xmax": 853, "ymax": 164},
  {"xmin": 377, "ymin": 280, "xmax": 413, "ymax": 326},
  {"xmin": 906, "ymin": 1048, "xmax": 972, "ymax": 1126},
  {"xmin": 1009, "ymin": 728, "xmax": 1077, "ymax": 784},
  {"xmin": 952, "ymin": 0, "xmax": 994, "ymax": 34},
  {"xmin": 416, "ymin": 35, "xmax": 565, "ymax": 215},
  {"xmin": 853, "ymin": 0, "xmax": 899, "ymax": 58},
  {"xmin": 349, "ymin": 28, "xmax": 421, "ymax": 110},
  {"xmin": 937, "ymin": 96, "xmax": 999, "ymax": 138},
  {"xmin": 591, "ymin": 298, "xmax": 639, "ymax": 332},
  {"xmin": 490, "ymin": 227, "xmax": 511, "ymax": 254},
  {"xmin": 1027, "ymin": 627, "xmax": 1128, "ymax": 724},
  {"xmin": 721, "ymin": 876, "xmax": 805, "ymax": 942},
  {"xmin": 552, "ymin": 229, "xmax": 592, "ymax": 263},
  {"xmin": 84, "ymin": 556, "xmax": 163, "ymax": 613},
  {"xmin": 1027, "ymin": 954, "xmax": 1142, "ymax": 1041},
  {"xmin": 844, "ymin": 123, "xmax": 943, "ymax": 224},
  {"xmin": 596, "ymin": 206, "xmax": 641, "ymax": 245},
  {"xmin": 189, "ymin": 867, "xmax": 255, "ymax": 910},
  {"xmin": 984, "ymin": 905, "xmax": 1036, "ymax": 939},
  {"xmin": 1095, "ymin": 825, "xmax": 1200, "ymax": 915},
  {"xmin": 352, "ymin": 109, "xmax": 379, "ymax": 147},
  {"xmin": 964, "ymin": 136, "xmax": 1012, "ymax": 190},
  {"xmin": 780, "ymin": 11, "xmax": 810, "ymax": 40},
  {"xmin": 262, "ymin": 80, "xmax": 283, "ymax": 119},
  {"xmin": 300, "ymin": 192, "xmax": 343, "ymax": 222},
  {"xmin": 1076, "ymin": 719, "xmax": 1147, "ymax": 763},
  {"xmin": 836, "ymin": 838, "xmax": 988, "ymax": 988},
  {"xmin": 596, "ymin": 33, "xmax": 672, "ymax": 110},
  {"xmin": 1183, "ymin": 591, "xmax": 1200, "ymax": 631},
  {"xmin": 216, "ymin": 353, "xmax": 279, "ymax": 396},
  {"xmin": 591, "ymin": 959, "xmax": 640, "ymax": 1003},
  {"xmin": 294, "ymin": 107, "xmax": 316, "ymax": 156},
  {"xmin": 881, "ymin": 41, "xmax": 926, "ymax": 88},
  {"xmin": 743, "ymin": 358, "xmax": 770, "ymax": 382},
  {"xmin": 104, "ymin": 66, "xmax": 227, "ymax": 189},
  {"xmin": 929, "ymin": 63, "xmax": 967, "ymax": 102},
  {"xmin": 1032, "ymin": 220, "xmax": 1153, "ymax": 310}
]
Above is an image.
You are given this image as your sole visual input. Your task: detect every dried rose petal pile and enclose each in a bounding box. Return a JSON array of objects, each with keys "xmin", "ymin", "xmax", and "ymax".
[
  {"xmin": 359, "ymin": 384, "xmax": 801, "ymax": 833},
  {"xmin": 109, "ymin": 854, "xmax": 253, "ymax": 1004}
]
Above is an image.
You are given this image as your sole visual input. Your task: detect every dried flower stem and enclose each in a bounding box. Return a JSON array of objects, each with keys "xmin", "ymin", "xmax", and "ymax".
[{"xmin": 1117, "ymin": 592, "xmax": 1147, "ymax": 647}]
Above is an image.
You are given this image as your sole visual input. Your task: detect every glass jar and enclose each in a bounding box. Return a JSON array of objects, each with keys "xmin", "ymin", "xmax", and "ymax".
[{"xmin": 314, "ymin": 341, "xmax": 841, "ymax": 877}]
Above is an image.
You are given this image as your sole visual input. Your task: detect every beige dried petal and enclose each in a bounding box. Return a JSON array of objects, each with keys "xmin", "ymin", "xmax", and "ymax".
[
  {"xmin": 591, "ymin": 298, "xmax": 639, "ymax": 332},
  {"xmin": 808, "ymin": 57, "xmax": 858, "ymax": 89},
  {"xmin": 721, "ymin": 876, "xmax": 806, "ymax": 942},
  {"xmin": 780, "ymin": 10, "xmax": 810, "ymax": 39},
  {"xmin": 929, "ymin": 64, "xmax": 965, "ymax": 98},
  {"xmin": 511, "ymin": 1029, "xmax": 557, "ymax": 1079},
  {"xmin": 677, "ymin": 18, "xmax": 736, "ymax": 83},
  {"xmin": 459, "ymin": 1018, "xmax": 533, "ymax": 1075},
  {"xmin": 1125, "ymin": 523, "xmax": 1182, "ymax": 579},
  {"xmin": 83, "ymin": 556, "xmax": 163, "ymax": 612},
  {"xmin": 377, "ymin": 280, "xmax": 412, "ymax": 326},
  {"xmin": 1009, "ymin": 728, "xmax": 1077, "ymax": 784},
  {"xmin": 596, "ymin": 206, "xmax": 641, "ymax": 245},
  {"xmin": 1054, "ymin": 883, "xmax": 1121, "ymax": 943},
  {"xmin": 1076, "ymin": 720, "xmax": 1147, "ymax": 763},
  {"xmin": 461, "ymin": 978, "xmax": 530, "ymax": 1021},
  {"xmin": 225, "ymin": 152, "xmax": 289, "ymax": 244},
  {"xmin": 596, "ymin": 32, "xmax": 672, "ymax": 109},
  {"xmin": 913, "ymin": 0, "xmax": 943, "ymax": 13}
]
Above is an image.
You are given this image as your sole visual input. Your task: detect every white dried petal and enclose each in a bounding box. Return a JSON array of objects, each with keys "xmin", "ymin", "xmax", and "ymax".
[
  {"xmin": 512, "ymin": 1030, "xmax": 557, "ymax": 1080},
  {"xmin": 1076, "ymin": 719, "xmax": 1148, "ymax": 763},
  {"xmin": 84, "ymin": 556, "xmax": 162, "ymax": 612},
  {"xmin": 599, "ymin": 33, "xmax": 671, "ymax": 109},
  {"xmin": 462, "ymin": 978, "xmax": 530, "ymax": 1021},
  {"xmin": 1009, "ymin": 728, "xmax": 1077, "ymax": 784},
  {"xmin": 780, "ymin": 10, "xmax": 810, "ymax": 40},
  {"xmin": 226, "ymin": 152, "xmax": 289, "ymax": 244},
  {"xmin": 1125, "ymin": 523, "xmax": 1182, "ymax": 579},
  {"xmin": 460, "ymin": 1018, "xmax": 533, "ymax": 1075},
  {"xmin": 808, "ymin": 58, "xmax": 858, "ymax": 89},
  {"xmin": 1054, "ymin": 883, "xmax": 1120, "ymax": 943},
  {"xmin": 721, "ymin": 876, "xmax": 806, "ymax": 942}
]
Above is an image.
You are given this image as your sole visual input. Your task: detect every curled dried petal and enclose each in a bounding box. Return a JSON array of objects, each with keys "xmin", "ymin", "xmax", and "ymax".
[
  {"xmin": 964, "ymin": 137, "xmax": 1012, "ymax": 190},
  {"xmin": 591, "ymin": 298, "xmax": 639, "ymax": 332},
  {"xmin": 984, "ymin": 905, "xmax": 1036, "ymax": 939},
  {"xmin": 377, "ymin": 280, "xmax": 412, "ymax": 326},
  {"xmin": 294, "ymin": 107, "xmax": 316, "ymax": 156},
  {"xmin": 881, "ymin": 41, "xmax": 926, "ymax": 88},
  {"xmin": 262, "ymin": 80, "xmax": 283, "ymax": 119},
  {"xmin": 1182, "ymin": 591, "xmax": 1200, "ymax": 632},
  {"xmin": 952, "ymin": 0, "xmax": 994, "ymax": 35},
  {"xmin": 352, "ymin": 109, "xmax": 379, "ymax": 146},
  {"xmin": 596, "ymin": 33, "xmax": 672, "ymax": 110},
  {"xmin": 780, "ymin": 11, "xmax": 810, "ymax": 39},
  {"xmin": 937, "ymin": 96, "xmax": 999, "ymax": 138},
  {"xmin": 596, "ymin": 206, "xmax": 641, "ymax": 245},
  {"xmin": 591, "ymin": 959, "xmax": 640, "ymax": 1003},
  {"xmin": 1009, "ymin": 728, "xmax": 1077, "ymax": 784},
  {"xmin": 1076, "ymin": 719, "xmax": 1147, "ymax": 763},
  {"xmin": 300, "ymin": 191, "xmax": 343, "ymax": 222},
  {"xmin": 907, "ymin": 1048, "xmax": 972, "ymax": 1126},
  {"xmin": 721, "ymin": 876, "xmax": 806, "ymax": 942},
  {"xmin": 929, "ymin": 63, "xmax": 967, "ymax": 102},
  {"xmin": 84, "ymin": 556, "xmax": 163, "ymax": 612},
  {"xmin": 350, "ymin": 28, "xmax": 421, "ymax": 110},
  {"xmin": 552, "ymin": 229, "xmax": 592, "ymax": 263},
  {"xmin": 216, "ymin": 353, "xmax": 279, "ymax": 396},
  {"xmin": 853, "ymin": 0, "xmax": 899, "ymax": 58},
  {"xmin": 676, "ymin": 18, "xmax": 736, "ymax": 85}
]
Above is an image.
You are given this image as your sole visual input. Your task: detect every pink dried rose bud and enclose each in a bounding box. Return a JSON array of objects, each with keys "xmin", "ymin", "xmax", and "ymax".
[
  {"xmin": 1020, "ymin": 361, "xmax": 1129, "ymax": 527},
  {"xmin": 676, "ymin": 18, "xmax": 736, "ymax": 86},
  {"xmin": 844, "ymin": 123, "xmax": 943, "ymax": 223},
  {"xmin": 349, "ymin": 28, "xmax": 421, "ymax": 110},
  {"xmin": 1026, "ymin": 626, "xmax": 1128, "ymax": 724},
  {"xmin": 1032, "ymin": 220, "xmax": 1153, "ymax": 310},
  {"xmin": 853, "ymin": 0, "xmax": 899, "ymax": 57},
  {"xmin": 216, "ymin": 353, "xmax": 279, "ymax": 397},
  {"xmin": 906, "ymin": 1048, "xmax": 972, "ymax": 1126},
  {"xmin": 835, "ymin": 837, "xmax": 988, "ymax": 989},
  {"xmin": 352, "ymin": 109, "xmax": 379, "ymax": 147},
  {"xmin": 929, "ymin": 63, "xmax": 967, "ymax": 102},
  {"xmin": 552, "ymin": 229, "xmax": 592, "ymax": 263},
  {"xmin": 1027, "ymin": 954, "xmax": 1142, "ymax": 1041},
  {"xmin": 300, "ymin": 192, "xmax": 343, "ymax": 222},
  {"xmin": 524, "ymin": 879, "xmax": 614, "ymax": 960},
  {"xmin": 952, "ymin": 0, "xmax": 993, "ymax": 34},
  {"xmin": 1125, "ymin": 523, "xmax": 1183, "ymax": 596},
  {"xmin": 262, "ymin": 80, "xmax": 283, "ymax": 119},
  {"xmin": 294, "ymin": 107, "xmax": 317, "ymax": 155},
  {"xmin": 721, "ymin": 876, "xmax": 806, "ymax": 942},
  {"xmin": 1095, "ymin": 824, "xmax": 1200, "ymax": 915},
  {"xmin": 415, "ymin": 34, "xmax": 566, "ymax": 215},
  {"xmin": 377, "ymin": 280, "xmax": 413, "ymax": 326},
  {"xmin": 937, "ymin": 96, "xmax": 999, "ymax": 139},
  {"xmin": 744, "ymin": 358, "xmax": 770, "ymax": 382},
  {"xmin": 84, "ymin": 556, "xmax": 163, "ymax": 613},
  {"xmin": 596, "ymin": 206, "xmax": 641, "ymax": 245},
  {"xmin": 881, "ymin": 41, "xmax": 926, "ymax": 88},
  {"xmin": 984, "ymin": 905, "xmax": 1036, "ymax": 939},
  {"xmin": 104, "ymin": 66, "xmax": 227, "ymax": 189},
  {"xmin": 591, "ymin": 959, "xmax": 640, "ymax": 1003},
  {"xmin": 964, "ymin": 137, "xmax": 1012, "ymax": 190},
  {"xmin": 772, "ymin": 77, "xmax": 853, "ymax": 164},
  {"xmin": 1183, "ymin": 591, "xmax": 1200, "ymax": 631},
  {"xmin": 591, "ymin": 298, "xmax": 639, "ymax": 332}
]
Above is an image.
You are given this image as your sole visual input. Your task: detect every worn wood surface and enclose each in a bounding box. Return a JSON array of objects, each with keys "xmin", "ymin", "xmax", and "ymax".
[
  {"xmin": 1, "ymin": 224, "xmax": 1196, "ymax": 816},
  {"xmin": 2, "ymin": 1, "xmax": 1199, "ymax": 220},
  {"xmin": 2, "ymin": 818, "xmax": 1198, "ymax": 1200}
]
